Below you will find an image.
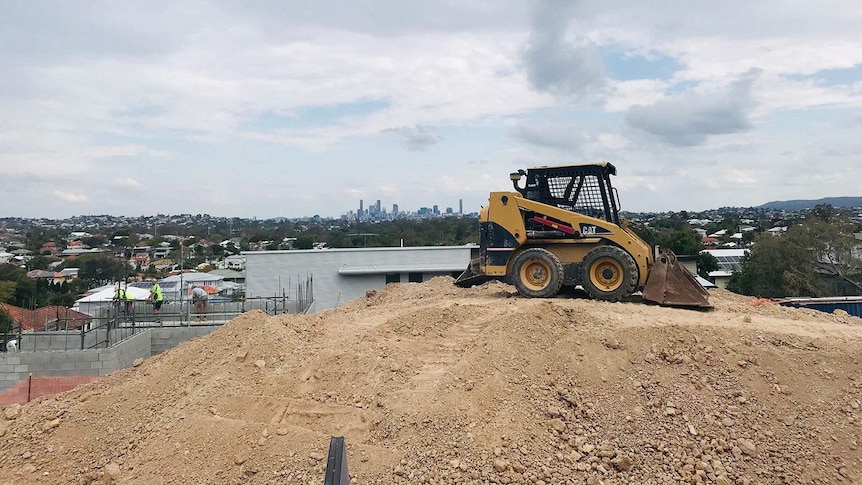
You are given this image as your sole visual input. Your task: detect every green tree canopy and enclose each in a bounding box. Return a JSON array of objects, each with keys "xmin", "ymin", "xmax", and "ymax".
[
  {"xmin": 0, "ymin": 307, "xmax": 14, "ymax": 334},
  {"xmin": 697, "ymin": 252, "xmax": 720, "ymax": 279},
  {"xmin": 26, "ymin": 255, "xmax": 54, "ymax": 271},
  {"xmin": 77, "ymin": 255, "xmax": 126, "ymax": 286},
  {"xmin": 82, "ymin": 235, "xmax": 107, "ymax": 248},
  {"xmin": 728, "ymin": 229, "xmax": 823, "ymax": 298},
  {"xmin": 799, "ymin": 213, "xmax": 862, "ymax": 293},
  {"xmin": 293, "ymin": 234, "xmax": 315, "ymax": 250},
  {"xmin": 728, "ymin": 212, "xmax": 862, "ymax": 297},
  {"xmin": 0, "ymin": 264, "xmax": 36, "ymax": 307},
  {"xmin": 654, "ymin": 229, "xmax": 702, "ymax": 255}
]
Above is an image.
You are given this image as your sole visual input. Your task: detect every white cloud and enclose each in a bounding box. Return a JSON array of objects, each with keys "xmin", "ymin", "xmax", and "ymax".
[
  {"xmin": 385, "ymin": 125, "xmax": 443, "ymax": 151},
  {"xmin": 0, "ymin": 0, "xmax": 861, "ymax": 216},
  {"xmin": 624, "ymin": 74, "xmax": 757, "ymax": 146},
  {"xmin": 117, "ymin": 177, "xmax": 141, "ymax": 189},
  {"xmin": 53, "ymin": 191, "xmax": 88, "ymax": 203}
]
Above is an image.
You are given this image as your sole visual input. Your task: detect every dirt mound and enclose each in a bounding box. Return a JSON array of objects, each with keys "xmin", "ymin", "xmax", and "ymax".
[{"xmin": 1, "ymin": 277, "xmax": 861, "ymax": 484}]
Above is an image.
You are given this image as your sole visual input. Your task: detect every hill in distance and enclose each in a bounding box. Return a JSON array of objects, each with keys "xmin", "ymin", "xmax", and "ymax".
[{"xmin": 758, "ymin": 196, "xmax": 862, "ymax": 211}]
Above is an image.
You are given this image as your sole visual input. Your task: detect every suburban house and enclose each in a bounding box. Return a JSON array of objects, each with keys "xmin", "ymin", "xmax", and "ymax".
[
  {"xmin": 59, "ymin": 268, "xmax": 79, "ymax": 279},
  {"xmin": 0, "ymin": 302, "xmax": 92, "ymax": 332},
  {"xmin": 224, "ymin": 255, "xmax": 245, "ymax": 271},
  {"xmin": 152, "ymin": 245, "xmax": 171, "ymax": 259},
  {"xmin": 61, "ymin": 248, "xmax": 103, "ymax": 257},
  {"xmin": 40, "ymin": 241, "xmax": 60, "ymax": 256},
  {"xmin": 703, "ymin": 248, "xmax": 748, "ymax": 289},
  {"xmin": 209, "ymin": 269, "xmax": 246, "ymax": 296},
  {"xmin": 130, "ymin": 246, "xmax": 151, "ymax": 267},
  {"xmin": 25, "ymin": 270, "xmax": 70, "ymax": 285}
]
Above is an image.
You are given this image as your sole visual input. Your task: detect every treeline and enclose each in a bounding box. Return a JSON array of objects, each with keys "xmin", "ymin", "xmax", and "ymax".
[
  {"xmin": 295, "ymin": 218, "xmax": 479, "ymax": 249},
  {"xmin": 728, "ymin": 207, "xmax": 862, "ymax": 298},
  {"xmin": 0, "ymin": 264, "xmax": 89, "ymax": 310}
]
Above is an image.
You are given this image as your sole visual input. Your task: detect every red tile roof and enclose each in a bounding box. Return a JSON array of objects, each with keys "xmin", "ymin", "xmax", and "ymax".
[
  {"xmin": 26, "ymin": 269, "xmax": 62, "ymax": 279},
  {"xmin": 0, "ymin": 303, "xmax": 91, "ymax": 331}
]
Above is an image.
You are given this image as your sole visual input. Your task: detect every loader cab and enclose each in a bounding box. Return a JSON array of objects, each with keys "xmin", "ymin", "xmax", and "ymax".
[{"xmin": 511, "ymin": 163, "xmax": 621, "ymax": 226}]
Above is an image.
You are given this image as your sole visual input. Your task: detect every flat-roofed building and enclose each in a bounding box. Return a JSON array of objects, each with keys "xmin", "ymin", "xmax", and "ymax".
[{"xmin": 244, "ymin": 246, "xmax": 473, "ymax": 312}]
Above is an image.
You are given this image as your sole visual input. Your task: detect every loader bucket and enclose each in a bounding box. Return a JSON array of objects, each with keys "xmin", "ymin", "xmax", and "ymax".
[
  {"xmin": 642, "ymin": 250, "xmax": 712, "ymax": 309},
  {"xmin": 454, "ymin": 263, "xmax": 489, "ymax": 288},
  {"xmin": 454, "ymin": 248, "xmax": 489, "ymax": 288}
]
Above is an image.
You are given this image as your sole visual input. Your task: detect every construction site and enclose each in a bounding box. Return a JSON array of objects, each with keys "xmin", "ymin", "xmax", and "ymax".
[{"xmin": 0, "ymin": 276, "xmax": 859, "ymax": 484}]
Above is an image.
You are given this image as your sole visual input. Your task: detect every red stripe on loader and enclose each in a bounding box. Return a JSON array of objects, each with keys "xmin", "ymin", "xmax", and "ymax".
[{"xmin": 532, "ymin": 216, "xmax": 576, "ymax": 234}]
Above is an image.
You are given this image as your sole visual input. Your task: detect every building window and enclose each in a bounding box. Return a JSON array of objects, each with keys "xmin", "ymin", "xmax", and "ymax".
[
  {"xmin": 385, "ymin": 273, "xmax": 401, "ymax": 284},
  {"xmin": 408, "ymin": 273, "xmax": 423, "ymax": 283}
]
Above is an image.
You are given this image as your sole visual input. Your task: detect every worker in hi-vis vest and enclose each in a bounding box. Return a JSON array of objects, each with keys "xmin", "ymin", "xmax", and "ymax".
[{"xmin": 148, "ymin": 279, "xmax": 164, "ymax": 322}]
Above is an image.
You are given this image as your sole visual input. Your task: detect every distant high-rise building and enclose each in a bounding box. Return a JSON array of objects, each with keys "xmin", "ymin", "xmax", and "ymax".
[
  {"xmin": 376, "ymin": 199, "xmax": 381, "ymax": 214},
  {"xmin": 392, "ymin": 204, "xmax": 399, "ymax": 216},
  {"xmin": 433, "ymin": 205, "xmax": 439, "ymax": 215},
  {"xmin": 459, "ymin": 199, "xmax": 463, "ymax": 214},
  {"xmin": 359, "ymin": 200, "xmax": 364, "ymax": 221}
]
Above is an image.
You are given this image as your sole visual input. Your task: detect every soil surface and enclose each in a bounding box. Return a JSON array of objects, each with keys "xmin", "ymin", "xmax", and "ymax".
[{"xmin": 1, "ymin": 277, "xmax": 861, "ymax": 484}]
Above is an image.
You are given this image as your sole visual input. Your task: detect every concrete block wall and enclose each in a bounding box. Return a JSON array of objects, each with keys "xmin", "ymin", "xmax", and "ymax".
[
  {"xmin": 0, "ymin": 326, "xmax": 213, "ymax": 394},
  {"xmin": 150, "ymin": 326, "xmax": 218, "ymax": 356},
  {"xmin": 15, "ymin": 328, "xmax": 131, "ymax": 352}
]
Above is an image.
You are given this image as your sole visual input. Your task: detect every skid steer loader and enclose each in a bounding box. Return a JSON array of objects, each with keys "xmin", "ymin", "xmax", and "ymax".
[{"xmin": 455, "ymin": 163, "xmax": 711, "ymax": 308}]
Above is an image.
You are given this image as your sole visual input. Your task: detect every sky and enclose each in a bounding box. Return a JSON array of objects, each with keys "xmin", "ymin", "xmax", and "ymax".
[{"xmin": 2, "ymin": 0, "xmax": 861, "ymax": 219}]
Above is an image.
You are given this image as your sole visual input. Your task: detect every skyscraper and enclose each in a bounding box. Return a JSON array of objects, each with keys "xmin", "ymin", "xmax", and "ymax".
[{"xmin": 459, "ymin": 198, "xmax": 463, "ymax": 214}]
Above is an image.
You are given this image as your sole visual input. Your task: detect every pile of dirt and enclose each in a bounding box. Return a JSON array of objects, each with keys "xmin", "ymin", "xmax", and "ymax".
[{"xmin": 0, "ymin": 277, "xmax": 861, "ymax": 484}]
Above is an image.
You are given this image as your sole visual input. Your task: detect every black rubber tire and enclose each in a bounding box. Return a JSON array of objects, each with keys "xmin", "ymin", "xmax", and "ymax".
[
  {"xmin": 581, "ymin": 245, "xmax": 638, "ymax": 302},
  {"xmin": 511, "ymin": 248, "xmax": 564, "ymax": 298}
]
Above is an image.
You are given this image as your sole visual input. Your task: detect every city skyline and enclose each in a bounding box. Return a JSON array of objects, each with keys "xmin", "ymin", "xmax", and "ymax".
[{"xmin": 2, "ymin": 1, "xmax": 861, "ymax": 219}]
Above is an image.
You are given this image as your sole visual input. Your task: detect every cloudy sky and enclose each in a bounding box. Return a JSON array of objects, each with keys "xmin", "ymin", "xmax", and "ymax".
[{"xmin": 2, "ymin": 1, "xmax": 861, "ymax": 219}]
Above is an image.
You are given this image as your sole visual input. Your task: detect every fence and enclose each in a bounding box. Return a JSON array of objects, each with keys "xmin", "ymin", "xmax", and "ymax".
[{"xmin": 1, "ymin": 276, "xmax": 314, "ymax": 352}]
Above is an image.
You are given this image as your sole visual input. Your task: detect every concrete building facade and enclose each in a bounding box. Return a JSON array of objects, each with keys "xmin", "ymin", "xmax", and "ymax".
[{"xmin": 244, "ymin": 246, "xmax": 474, "ymax": 312}]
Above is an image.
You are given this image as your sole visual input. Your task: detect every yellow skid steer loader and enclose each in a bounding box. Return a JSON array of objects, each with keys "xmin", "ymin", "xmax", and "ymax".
[{"xmin": 455, "ymin": 163, "xmax": 711, "ymax": 308}]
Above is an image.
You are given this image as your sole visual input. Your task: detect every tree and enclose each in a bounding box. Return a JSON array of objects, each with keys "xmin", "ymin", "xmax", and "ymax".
[
  {"xmin": 654, "ymin": 229, "xmax": 702, "ymax": 255},
  {"xmin": 0, "ymin": 264, "xmax": 36, "ymax": 307},
  {"xmin": 0, "ymin": 307, "xmax": 14, "ymax": 334},
  {"xmin": 26, "ymin": 255, "xmax": 53, "ymax": 271},
  {"xmin": 83, "ymin": 235, "xmax": 107, "ymax": 248},
  {"xmin": 811, "ymin": 204, "xmax": 835, "ymax": 222},
  {"xmin": 727, "ymin": 230, "xmax": 823, "ymax": 298},
  {"xmin": 293, "ymin": 234, "xmax": 315, "ymax": 250},
  {"xmin": 77, "ymin": 255, "xmax": 126, "ymax": 286},
  {"xmin": 697, "ymin": 252, "xmax": 720, "ymax": 279},
  {"xmin": 797, "ymin": 213, "xmax": 862, "ymax": 293}
]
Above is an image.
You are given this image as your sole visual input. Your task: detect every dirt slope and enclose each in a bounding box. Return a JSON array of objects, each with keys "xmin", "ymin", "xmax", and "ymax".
[{"xmin": 1, "ymin": 277, "xmax": 861, "ymax": 484}]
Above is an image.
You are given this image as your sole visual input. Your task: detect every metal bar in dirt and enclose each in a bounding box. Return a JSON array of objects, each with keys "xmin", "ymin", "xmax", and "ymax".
[{"xmin": 324, "ymin": 436, "xmax": 350, "ymax": 485}]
